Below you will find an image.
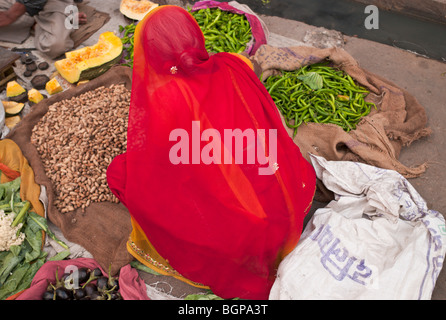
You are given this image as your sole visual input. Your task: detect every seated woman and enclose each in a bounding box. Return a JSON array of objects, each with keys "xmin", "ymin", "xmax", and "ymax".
[
  {"xmin": 107, "ymin": 5, "xmax": 316, "ymax": 300},
  {"xmin": 0, "ymin": 0, "xmax": 87, "ymax": 59}
]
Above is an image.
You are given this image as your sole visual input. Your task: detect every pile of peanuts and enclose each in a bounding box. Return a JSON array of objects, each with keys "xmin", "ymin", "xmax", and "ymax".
[{"xmin": 31, "ymin": 84, "xmax": 130, "ymax": 213}]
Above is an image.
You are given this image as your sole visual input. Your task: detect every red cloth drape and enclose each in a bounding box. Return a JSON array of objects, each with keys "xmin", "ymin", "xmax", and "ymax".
[{"xmin": 107, "ymin": 5, "xmax": 316, "ymax": 299}]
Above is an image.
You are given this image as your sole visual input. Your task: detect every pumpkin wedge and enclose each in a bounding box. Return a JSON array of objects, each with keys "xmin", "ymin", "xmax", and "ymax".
[
  {"xmin": 6, "ymin": 81, "xmax": 28, "ymax": 103},
  {"xmin": 120, "ymin": 0, "xmax": 159, "ymax": 21},
  {"xmin": 45, "ymin": 78, "xmax": 63, "ymax": 95},
  {"xmin": 6, "ymin": 81, "xmax": 26, "ymax": 98},
  {"xmin": 28, "ymin": 88, "xmax": 45, "ymax": 104},
  {"xmin": 5, "ymin": 115, "xmax": 21, "ymax": 129},
  {"xmin": 55, "ymin": 32, "xmax": 123, "ymax": 83},
  {"xmin": 2, "ymin": 101, "xmax": 25, "ymax": 117}
]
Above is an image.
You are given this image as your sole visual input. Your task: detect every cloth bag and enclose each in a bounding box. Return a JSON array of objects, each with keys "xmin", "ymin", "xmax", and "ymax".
[{"xmin": 269, "ymin": 154, "xmax": 446, "ymax": 300}]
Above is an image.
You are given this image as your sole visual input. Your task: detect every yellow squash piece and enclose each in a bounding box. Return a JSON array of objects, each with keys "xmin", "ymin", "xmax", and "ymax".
[
  {"xmin": 28, "ymin": 88, "xmax": 44, "ymax": 104},
  {"xmin": 54, "ymin": 31, "xmax": 123, "ymax": 83},
  {"xmin": 6, "ymin": 81, "xmax": 26, "ymax": 97},
  {"xmin": 2, "ymin": 101, "xmax": 25, "ymax": 117},
  {"xmin": 120, "ymin": 0, "xmax": 159, "ymax": 20},
  {"xmin": 45, "ymin": 78, "xmax": 63, "ymax": 95},
  {"xmin": 5, "ymin": 115, "xmax": 21, "ymax": 129}
]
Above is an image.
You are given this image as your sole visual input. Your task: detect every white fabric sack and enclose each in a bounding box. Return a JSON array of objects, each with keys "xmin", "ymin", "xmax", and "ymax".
[{"xmin": 269, "ymin": 154, "xmax": 446, "ymax": 300}]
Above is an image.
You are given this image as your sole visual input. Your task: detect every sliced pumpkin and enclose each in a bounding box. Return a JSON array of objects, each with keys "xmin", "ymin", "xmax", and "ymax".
[
  {"xmin": 28, "ymin": 88, "xmax": 44, "ymax": 104},
  {"xmin": 45, "ymin": 78, "xmax": 63, "ymax": 95},
  {"xmin": 2, "ymin": 101, "xmax": 25, "ymax": 117},
  {"xmin": 5, "ymin": 115, "xmax": 21, "ymax": 129},
  {"xmin": 6, "ymin": 81, "xmax": 26, "ymax": 98},
  {"xmin": 55, "ymin": 32, "xmax": 123, "ymax": 83},
  {"xmin": 120, "ymin": 0, "xmax": 159, "ymax": 21}
]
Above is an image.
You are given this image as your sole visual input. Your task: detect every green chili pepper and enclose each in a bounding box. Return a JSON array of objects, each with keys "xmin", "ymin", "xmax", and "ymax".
[
  {"xmin": 263, "ymin": 61, "xmax": 376, "ymax": 136},
  {"xmin": 190, "ymin": 8, "xmax": 252, "ymax": 54}
]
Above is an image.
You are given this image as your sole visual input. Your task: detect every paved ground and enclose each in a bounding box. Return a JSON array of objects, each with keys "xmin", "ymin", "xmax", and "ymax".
[{"xmin": 2, "ymin": 0, "xmax": 445, "ymax": 300}]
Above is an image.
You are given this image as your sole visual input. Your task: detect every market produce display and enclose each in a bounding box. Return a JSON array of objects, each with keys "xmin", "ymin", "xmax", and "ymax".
[
  {"xmin": 264, "ymin": 62, "xmax": 376, "ymax": 136},
  {"xmin": 42, "ymin": 266, "xmax": 122, "ymax": 300},
  {"xmin": 0, "ymin": 177, "xmax": 68, "ymax": 300},
  {"xmin": 54, "ymin": 31, "xmax": 123, "ymax": 84},
  {"xmin": 119, "ymin": 0, "xmax": 158, "ymax": 21},
  {"xmin": 190, "ymin": 8, "xmax": 252, "ymax": 53},
  {"xmin": 30, "ymin": 84, "xmax": 130, "ymax": 213},
  {"xmin": 119, "ymin": 23, "xmax": 136, "ymax": 68}
]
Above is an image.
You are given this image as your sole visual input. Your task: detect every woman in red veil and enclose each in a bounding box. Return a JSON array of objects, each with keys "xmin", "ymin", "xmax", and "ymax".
[{"xmin": 107, "ymin": 5, "xmax": 316, "ymax": 299}]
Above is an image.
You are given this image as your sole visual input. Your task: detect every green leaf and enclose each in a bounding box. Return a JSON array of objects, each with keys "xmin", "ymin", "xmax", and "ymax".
[
  {"xmin": 297, "ymin": 72, "xmax": 324, "ymax": 90},
  {"xmin": 23, "ymin": 228, "xmax": 43, "ymax": 263},
  {"xmin": 0, "ymin": 177, "xmax": 21, "ymax": 204},
  {"xmin": 130, "ymin": 260, "xmax": 161, "ymax": 275},
  {"xmin": 48, "ymin": 249, "xmax": 70, "ymax": 261},
  {"xmin": 9, "ymin": 245, "xmax": 21, "ymax": 256},
  {"xmin": 0, "ymin": 261, "xmax": 29, "ymax": 300},
  {"xmin": 184, "ymin": 293, "xmax": 224, "ymax": 300},
  {"xmin": 28, "ymin": 212, "xmax": 69, "ymax": 250},
  {"xmin": 0, "ymin": 250, "xmax": 24, "ymax": 285}
]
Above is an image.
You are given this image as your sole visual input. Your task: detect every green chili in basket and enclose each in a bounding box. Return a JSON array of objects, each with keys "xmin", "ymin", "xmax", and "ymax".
[
  {"xmin": 264, "ymin": 61, "xmax": 377, "ymax": 136},
  {"xmin": 190, "ymin": 7, "xmax": 253, "ymax": 54}
]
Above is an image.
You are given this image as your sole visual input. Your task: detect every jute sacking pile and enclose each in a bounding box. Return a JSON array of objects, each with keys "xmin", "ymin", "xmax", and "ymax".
[
  {"xmin": 253, "ymin": 45, "xmax": 431, "ymax": 201},
  {"xmin": 30, "ymin": 84, "xmax": 130, "ymax": 213}
]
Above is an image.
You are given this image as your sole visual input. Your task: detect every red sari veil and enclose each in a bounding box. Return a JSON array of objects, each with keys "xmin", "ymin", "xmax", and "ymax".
[{"xmin": 107, "ymin": 5, "xmax": 316, "ymax": 299}]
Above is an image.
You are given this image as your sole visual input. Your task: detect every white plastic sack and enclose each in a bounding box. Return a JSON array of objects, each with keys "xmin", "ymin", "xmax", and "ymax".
[{"xmin": 269, "ymin": 154, "xmax": 446, "ymax": 300}]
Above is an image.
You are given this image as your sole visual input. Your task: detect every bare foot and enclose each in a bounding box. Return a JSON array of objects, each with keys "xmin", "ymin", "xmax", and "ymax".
[{"xmin": 78, "ymin": 12, "xmax": 87, "ymax": 25}]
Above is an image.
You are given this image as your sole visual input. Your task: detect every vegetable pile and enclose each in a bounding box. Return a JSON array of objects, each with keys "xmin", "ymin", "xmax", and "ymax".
[
  {"xmin": 119, "ymin": 23, "xmax": 136, "ymax": 68},
  {"xmin": 0, "ymin": 177, "xmax": 69, "ymax": 300},
  {"xmin": 190, "ymin": 8, "xmax": 252, "ymax": 54},
  {"xmin": 264, "ymin": 62, "xmax": 376, "ymax": 136},
  {"xmin": 42, "ymin": 265, "xmax": 122, "ymax": 300},
  {"xmin": 118, "ymin": 8, "xmax": 253, "ymax": 67}
]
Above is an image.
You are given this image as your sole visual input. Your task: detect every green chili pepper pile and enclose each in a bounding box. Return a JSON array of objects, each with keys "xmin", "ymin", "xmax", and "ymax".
[
  {"xmin": 190, "ymin": 8, "xmax": 252, "ymax": 53},
  {"xmin": 119, "ymin": 23, "xmax": 136, "ymax": 68},
  {"xmin": 265, "ymin": 62, "xmax": 376, "ymax": 136}
]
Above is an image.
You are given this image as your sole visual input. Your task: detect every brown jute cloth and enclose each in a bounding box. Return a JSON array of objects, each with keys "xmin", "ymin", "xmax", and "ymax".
[
  {"xmin": 253, "ymin": 45, "xmax": 431, "ymax": 201},
  {"xmin": 6, "ymin": 66, "xmax": 134, "ymax": 275},
  {"xmin": 71, "ymin": 2, "xmax": 111, "ymax": 49}
]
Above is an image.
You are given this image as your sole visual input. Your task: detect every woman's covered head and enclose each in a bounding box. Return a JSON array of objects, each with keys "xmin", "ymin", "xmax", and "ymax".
[{"xmin": 136, "ymin": 6, "xmax": 210, "ymax": 75}]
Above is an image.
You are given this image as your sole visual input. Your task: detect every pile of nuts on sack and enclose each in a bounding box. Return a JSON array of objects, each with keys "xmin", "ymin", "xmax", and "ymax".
[{"xmin": 31, "ymin": 84, "xmax": 130, "ymax": 213}]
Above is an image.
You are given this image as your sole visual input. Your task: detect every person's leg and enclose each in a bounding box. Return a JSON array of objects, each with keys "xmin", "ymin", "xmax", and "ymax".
[
  {"xmin": 0, "ymin": 0, "xmax": 35, "ymax": 43},
  {"xmin": 33, "ymin": 0, "xmax": 75, "ymax": 59}
]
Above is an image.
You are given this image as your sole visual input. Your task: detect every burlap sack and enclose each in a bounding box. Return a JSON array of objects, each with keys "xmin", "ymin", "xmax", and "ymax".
[
  {"xmin": 253, "ymin": 45, "xmax": 431, "ymax": 201},
  {"xmin": 6, "ymin": 66, "xmax": 134, "ymax": 275}
]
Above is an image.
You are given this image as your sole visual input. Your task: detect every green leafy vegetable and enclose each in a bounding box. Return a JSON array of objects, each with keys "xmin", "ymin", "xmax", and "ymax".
[
  {"xmin": 130, "ymin": 260, "xmax": 161, "ymax": 275},
  {"xmin": 0, "ymin": 177, "xmax": 69, "ymax": 299}
]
